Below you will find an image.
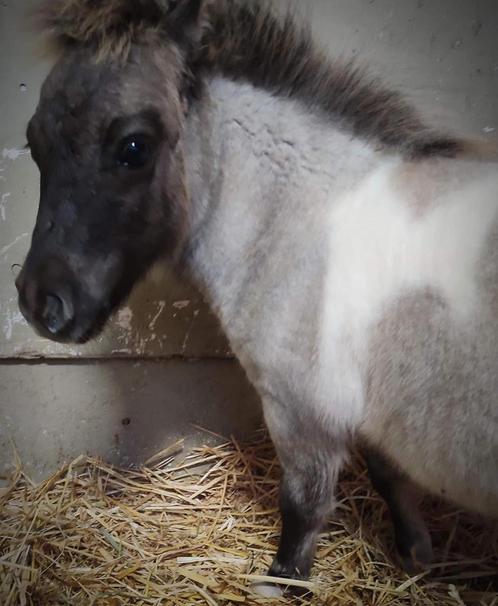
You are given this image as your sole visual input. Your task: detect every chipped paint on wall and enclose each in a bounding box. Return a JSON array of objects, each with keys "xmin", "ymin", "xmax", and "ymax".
[
  {"xmin": 148, "ymin": 301, "xmax": 166, "ymax": 331},
  {"xmin": 2, "ymin": 148, "xmax": 30, "ymax": 162},
  {"xmin": 0, "ymin": 193, "xmax": 11, "ymax": 221},
  {"xmin": 182, "ymin": 309, "xmax": 200, "ymax": 353},
  {"xmin": 0, "ymin": 233, "xmax": 29, "ymax": 258},
  {"xmin": 3, "ymin": 308, "xmax": 27, "ymax": 341},
  {"xmin": 173, "ymin": 300, "xmax": 191, "ymax": 310},
  {"xmin": 116, "ymin": 307, "xmax": 133, "ymax": 331}
]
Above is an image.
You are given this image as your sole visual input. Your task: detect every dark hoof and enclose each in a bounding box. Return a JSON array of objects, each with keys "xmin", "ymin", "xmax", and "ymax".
[
  {"xmin": 398, "ymin": 529, "xmax": 433, "ymax": 573},
  {"xmin": 269, "ymin": 559, "xmax": 299, "ymax": 579}
]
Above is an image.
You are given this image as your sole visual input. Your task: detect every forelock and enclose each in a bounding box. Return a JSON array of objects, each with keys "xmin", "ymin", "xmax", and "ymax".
[{"xmin": 34, "ymin": 0, "xmax": 173, "ymax": 61}]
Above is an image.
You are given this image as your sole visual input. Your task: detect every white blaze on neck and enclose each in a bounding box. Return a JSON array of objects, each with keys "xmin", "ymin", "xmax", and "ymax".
[{"xmin": 318, "ymin": 160, "xmax": 498, "ymax": 426}]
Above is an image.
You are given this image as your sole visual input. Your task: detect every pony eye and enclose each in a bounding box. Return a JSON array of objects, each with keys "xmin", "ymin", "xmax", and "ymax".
[{"xmin": 116, "ymin": 135, "xmax": 150, "ymax": 169}]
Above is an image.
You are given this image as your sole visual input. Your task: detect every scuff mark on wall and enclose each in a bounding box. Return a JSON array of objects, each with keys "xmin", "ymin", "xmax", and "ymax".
[
  {"xmin": 2, "ymin": 148, "xmax": 30, "ymax": 161},
  {"xmin": 0, "ymin": 193, "xmax": 11, "ymax": 221},
  {"xmin": 182, "ymin": 309, "xmax": 200, "ymax": 354},
  {"xmin": 116, "ymin": 307, "xmax": 133, "ymax": 331},
  {"xmin": 148, "ymin": 300, "xmax": 166, "ymax": 331},
  {"xmin": 173, "ymin": 300, "xmax": 191, "ymax": 310},
  {"xmin": 137, "ymin": 337, "xmax": 148, "ymax": 355},
  {"xmin": 3, "ymin": 309, "xmax": 27, "ymax": 340},
  {"xmin": 0, "ymin": 232, "xmax": 29, "ymax": 258}
]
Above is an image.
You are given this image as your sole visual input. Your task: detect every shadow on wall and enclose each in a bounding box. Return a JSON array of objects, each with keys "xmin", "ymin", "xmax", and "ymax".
[
  {"xmin": 0, "ymin": 355, "xmax": 262, "ymax": 481},
  {"xmin": 108, "ymin": 357, "xmax": 263, "ymax": 467}
]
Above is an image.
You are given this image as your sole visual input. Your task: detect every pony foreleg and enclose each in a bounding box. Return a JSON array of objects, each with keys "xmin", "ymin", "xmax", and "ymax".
[{"xmin": 261, "ymin": 398, "xmax": 347, "ymax": 583}]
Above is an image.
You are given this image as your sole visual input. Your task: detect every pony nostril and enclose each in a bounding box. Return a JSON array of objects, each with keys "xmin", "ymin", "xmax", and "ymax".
[{"xmin": 41, "ymin": 293, "xmax": 71, "ymax": 335}]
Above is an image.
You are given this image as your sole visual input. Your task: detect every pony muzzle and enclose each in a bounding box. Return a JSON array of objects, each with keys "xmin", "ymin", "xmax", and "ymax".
[{"xmin": 16, "ymin": 259, "xmax": 77, "ymax": 342}]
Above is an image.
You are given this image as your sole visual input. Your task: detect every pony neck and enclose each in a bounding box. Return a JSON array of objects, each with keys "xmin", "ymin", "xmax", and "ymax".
[{"xmin": 180, "ymin": 75, "xmax": 380, "ymax": 303}]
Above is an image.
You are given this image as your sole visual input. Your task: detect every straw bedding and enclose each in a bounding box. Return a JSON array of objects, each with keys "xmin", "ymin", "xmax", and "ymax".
[{"xmin": 1, "ymin": 430, "xmax": 497, "ymax": 605}]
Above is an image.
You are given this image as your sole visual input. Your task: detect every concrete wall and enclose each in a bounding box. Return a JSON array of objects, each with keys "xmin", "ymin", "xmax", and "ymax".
[
  {"xmin": 0, "ymin": 359, "xmax": 261, "ymax": 478},
  {"xmin": 1, "ymin": 0, "xmax": 497, "ymax": 479}
]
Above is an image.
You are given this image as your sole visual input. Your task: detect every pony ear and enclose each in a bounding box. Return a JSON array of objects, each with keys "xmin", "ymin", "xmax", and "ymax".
[{"xmin": 167, "ymin": 0, "xmax": 205, "ymax": 44}]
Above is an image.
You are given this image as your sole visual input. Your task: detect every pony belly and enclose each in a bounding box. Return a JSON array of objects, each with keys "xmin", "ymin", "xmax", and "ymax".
[
  {"xmin": 367, "ymin": 426, "xmax": 498, "ymax": 518},
  {"xmin": 360, "ymin": 288, "xmax": 498, "ymax": 518}
]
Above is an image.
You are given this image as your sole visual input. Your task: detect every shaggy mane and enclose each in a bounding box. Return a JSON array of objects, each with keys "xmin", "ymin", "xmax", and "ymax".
[{"xmin": 35, "ymin": 0, "xmax": 464, "ymax": 158}]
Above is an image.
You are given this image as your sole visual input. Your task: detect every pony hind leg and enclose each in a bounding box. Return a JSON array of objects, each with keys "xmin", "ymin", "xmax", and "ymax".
[
  {"xmin": 255, "ymin": 399, "xmax": 348, "ymax": 595},
  {"xmin": 365, "ymin": 447, "xmax": 433, "ymax": 572}
]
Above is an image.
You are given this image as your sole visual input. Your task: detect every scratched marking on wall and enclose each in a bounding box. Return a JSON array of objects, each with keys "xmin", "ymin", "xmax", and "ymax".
[
  {"xmin": 148, "ymin": 301, "xmax": 166, "ymax": 330},
  {"xmin": 116, "ymin": 307, "xmax": 133, "ymax": 331},
  {"xmin": 173, "ymin": 300, "xmax": 191, "ymax": 310},
  {"xmin": 1, "ymin": 298, "xmax": 28, "ymax": 341},
  {"xmin": 182, "ymin": 309, "xmax": 200, "ymax": 353},
  {"xmin": 0, "ymin": 233, "xmax": 29, "ymax": 258},
  {"xmin": 0, "ymin": 193, "xmax": 11, "ymax": 221},
  {"xmin": 2, "ymin": 148, "xmax": 31, "ymax": 161}
]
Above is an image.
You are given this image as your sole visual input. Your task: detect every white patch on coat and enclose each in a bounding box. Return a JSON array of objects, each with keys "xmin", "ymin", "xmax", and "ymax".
[{"xmin": 318, "ymin": 160, "xmax": 498, "ymax": 427}]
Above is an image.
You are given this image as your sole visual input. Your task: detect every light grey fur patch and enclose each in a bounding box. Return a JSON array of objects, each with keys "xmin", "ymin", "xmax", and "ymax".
[{"xmin": 362, "ymin": 284, "xmax": 498, "ymax": 516}]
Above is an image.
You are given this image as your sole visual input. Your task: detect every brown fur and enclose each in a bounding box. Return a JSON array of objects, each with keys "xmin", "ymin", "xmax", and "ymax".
[
  {"xmin": 35, "ymin": 0, "xmax": 465, "ymax": 158},
  {"xmin": 33, "ymin": 0, "xmax": 167, "ymax": 61},
  {"xmin": 392, "ymin": 158, "xmax": 491, "ymax": 217}
]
